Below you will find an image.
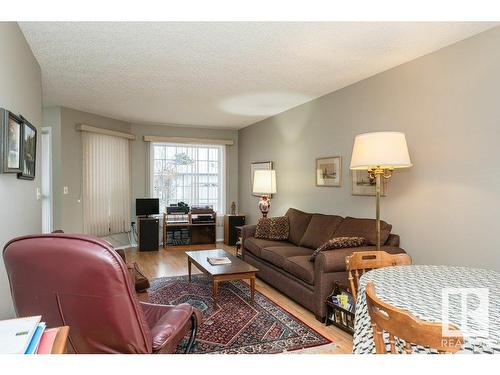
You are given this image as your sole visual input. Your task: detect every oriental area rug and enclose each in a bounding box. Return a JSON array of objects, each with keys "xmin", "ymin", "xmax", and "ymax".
[{"xmin": 147, "ymin": 275, "xmax": 332, "ymax": 354}]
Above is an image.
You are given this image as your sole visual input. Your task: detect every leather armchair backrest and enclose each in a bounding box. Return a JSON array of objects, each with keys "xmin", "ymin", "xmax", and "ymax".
[{"xmin": 3, "ymin": 234, "xmax": 153, "ymax": 353}]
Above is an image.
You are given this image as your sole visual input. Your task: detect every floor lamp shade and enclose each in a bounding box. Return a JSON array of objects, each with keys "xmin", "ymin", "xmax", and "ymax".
[
  {"xmin": 252, "ymin": 170, "xmax": 277, "ymax": 195},
  {"xmin": 350, "ymin": 132, "xmax": 412, "ymax": 170}
]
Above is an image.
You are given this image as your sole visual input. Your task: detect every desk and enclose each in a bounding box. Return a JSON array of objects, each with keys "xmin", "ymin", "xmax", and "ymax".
[
  {"xmin": 163, "ymin": 212, "xmax": 216, "ymax": 247},
  {"xmin": 353, "ymin": 265, "xmax": 500, "ymax": 354}
]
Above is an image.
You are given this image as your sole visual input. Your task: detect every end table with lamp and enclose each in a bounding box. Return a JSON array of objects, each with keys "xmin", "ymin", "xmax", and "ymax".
[{"xmin": 252, "ymin": 169, "xmax": 277, "ymax": 218}]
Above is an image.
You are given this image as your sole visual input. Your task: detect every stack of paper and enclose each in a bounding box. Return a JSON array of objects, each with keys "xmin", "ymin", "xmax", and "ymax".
[
  {"xmin": 0, "ymin": 316, "xmax": 48, "ymax": 354},
  {"xmin": 207, "ymin": 256, "xmax": 232, "ymax": 265}
]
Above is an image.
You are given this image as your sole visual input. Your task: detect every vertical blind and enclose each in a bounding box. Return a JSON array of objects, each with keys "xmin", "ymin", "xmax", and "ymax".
[{"xmin": 82, "ymin": 132, "xmax": 131, "ymax": 236}]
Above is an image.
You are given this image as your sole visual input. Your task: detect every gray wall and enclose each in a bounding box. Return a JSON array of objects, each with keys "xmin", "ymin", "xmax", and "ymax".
[
  {"xmin": 43, "ymin": 108, "xmax": 238, "ymax": 235},
  {"xmin": 59, "ymin": 107, "xmax": 131, "ymax": 233},
  {"xmin": 43, "ymin": 107, "xmax": 131, "ymax": 233},
  {"xmin": 238, "ymin": 26, "xmax": 500, "ymax": 271},
  {"xmin": 0, "ymin": 22, "xmax": 42, "ymax": 318}
]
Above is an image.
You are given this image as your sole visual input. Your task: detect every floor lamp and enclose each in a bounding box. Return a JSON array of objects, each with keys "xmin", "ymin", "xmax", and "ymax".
[
  {"xmin": 252, "ymin": 170, "xmax": 277, "ymax": 218},
  {"xmin": 350, "ymin": 132, "xmax": 412, "ymax": 250}
]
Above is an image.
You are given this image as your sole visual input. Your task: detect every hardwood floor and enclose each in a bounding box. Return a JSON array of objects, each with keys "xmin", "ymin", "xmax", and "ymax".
[{"xmin": 124, "ymin": 242, "xmax": 353, "ymax": 354}]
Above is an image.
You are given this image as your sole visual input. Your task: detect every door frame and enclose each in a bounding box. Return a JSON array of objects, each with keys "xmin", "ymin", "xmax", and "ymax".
[{"xmin": 41, "ymin": 126, "xmax": 53, "ymax": 233}]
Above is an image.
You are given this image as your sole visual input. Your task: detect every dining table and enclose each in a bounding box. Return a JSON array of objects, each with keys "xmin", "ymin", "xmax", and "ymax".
[{"xmin": 352, "ymin": 265, "xmax": 500, "ymax": 354}]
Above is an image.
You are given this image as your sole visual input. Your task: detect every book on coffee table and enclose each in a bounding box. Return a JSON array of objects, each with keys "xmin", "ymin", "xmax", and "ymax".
[{"xmin": 207, "ymin": 256, "xmax": 232, "ymax": 265}]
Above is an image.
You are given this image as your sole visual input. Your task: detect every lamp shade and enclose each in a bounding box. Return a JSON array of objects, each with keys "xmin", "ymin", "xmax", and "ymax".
[
  {"xmin": 252, "ymin": 170, "xmax": 277, "ymax": 195},
  {"xmin": 350, "ymin": 131, "xmax": 412, "ymax": 170}
]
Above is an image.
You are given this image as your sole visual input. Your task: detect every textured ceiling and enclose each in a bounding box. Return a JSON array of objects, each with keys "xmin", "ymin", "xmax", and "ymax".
[{"xmin": 20, "ymin": 22, "xmax": 497, "ymax": 129}]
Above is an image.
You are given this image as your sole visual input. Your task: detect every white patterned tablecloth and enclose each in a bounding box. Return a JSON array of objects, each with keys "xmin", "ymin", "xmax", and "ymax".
[{"xmin": 352, "ymin": 265, "xmax": 500, "ymax": 354}]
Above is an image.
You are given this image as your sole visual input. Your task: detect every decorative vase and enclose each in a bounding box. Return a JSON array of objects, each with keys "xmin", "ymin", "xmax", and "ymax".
[{"xmin": 258, "ymin": 195, "xmax": 270, "ymax": 217}]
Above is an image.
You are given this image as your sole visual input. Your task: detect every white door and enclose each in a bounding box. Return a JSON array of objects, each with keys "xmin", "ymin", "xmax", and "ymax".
[{"xmin": 41, "ymin": 127, "xmax": 53, "ymax": 233}]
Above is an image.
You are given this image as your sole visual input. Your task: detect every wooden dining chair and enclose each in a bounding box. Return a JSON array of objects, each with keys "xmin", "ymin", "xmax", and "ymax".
[
  {"xmin": 365, "ymin": 282, "xmax": 463, "ymax": 354},
  {"xmin": 346, "ymin": 251, "xmax": 412, "ymax": 300}
]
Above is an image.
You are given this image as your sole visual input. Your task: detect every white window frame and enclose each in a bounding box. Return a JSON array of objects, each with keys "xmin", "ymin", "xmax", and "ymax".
[{"xmin": 149, "ymin": 142, "xmax": 226, "ymax": 215}]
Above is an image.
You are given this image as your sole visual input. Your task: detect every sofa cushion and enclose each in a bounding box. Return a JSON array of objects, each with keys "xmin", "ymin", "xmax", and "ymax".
[
  {"xmin": 310, "ymin": 236, "xmax": 367, "ymax": 261},
  {"xmin": 244, "ymin": 237, "xmax": 290, "ymax": 258},
  {"xmin": 283, "ymin": 256, "xmax": 315, "ymax": 285},
  {"xmin": 299, "ymin": 214, "xmax": 344, "ymax": 249},
  {"xmin": 255, "ymin": 216, "xmax": 289, "ymax": 240},
  {"xmin": 285, "ymin": 208, "xmax": 313, "ymax": 246},
  {"xmin": 260, "ymin": 246, "xmax": 314, "ymax": 269},
  {"xmin": 333, "ymin": 217, "xmax": 392, "ymax": 246}
]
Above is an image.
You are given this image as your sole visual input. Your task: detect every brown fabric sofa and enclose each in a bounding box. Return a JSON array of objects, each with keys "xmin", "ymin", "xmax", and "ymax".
[{"xmin": 241, "ymin": 208, "xmax": 406, "ymax": 321}]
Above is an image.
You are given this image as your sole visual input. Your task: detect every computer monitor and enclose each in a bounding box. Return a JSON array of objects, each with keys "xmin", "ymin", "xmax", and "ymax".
[{"xmin": 136, "ymin": 198, "xmax": 159, "ymax": 216}]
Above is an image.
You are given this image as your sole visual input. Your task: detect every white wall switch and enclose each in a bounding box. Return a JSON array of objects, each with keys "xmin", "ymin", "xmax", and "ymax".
[
  {"xmin": 63, "ymin": 186, "xmax": 69, "ymax": 195},
  {"xmin": 36, "ymin": 187, "xmax": 41, "ymax": 200}
]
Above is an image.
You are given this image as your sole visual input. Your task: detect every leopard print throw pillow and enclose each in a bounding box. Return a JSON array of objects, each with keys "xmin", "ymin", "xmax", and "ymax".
[
  {"xmin": 255, "ymin": 216, "xmax": 289, "ymax": 241},
  {"xmin": 309, "ymin": 236, "xmax": 367, "ymax": 261}
]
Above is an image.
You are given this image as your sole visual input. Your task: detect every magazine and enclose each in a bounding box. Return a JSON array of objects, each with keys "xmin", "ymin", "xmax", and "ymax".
[{"xmin": 207, "ymin": 256, "xmax": 232, "ymax": 265}]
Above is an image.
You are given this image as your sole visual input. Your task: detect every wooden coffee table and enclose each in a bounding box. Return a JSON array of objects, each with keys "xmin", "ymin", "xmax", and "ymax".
[{"xmin": 186, "ymin": 249, "xmax": 259, "ymax": 303}]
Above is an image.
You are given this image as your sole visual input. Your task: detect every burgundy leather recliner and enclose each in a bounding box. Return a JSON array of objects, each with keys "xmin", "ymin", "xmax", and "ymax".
[{"xmin": 3, "ymin": 233, "xmax": 201, "ymax": 354}]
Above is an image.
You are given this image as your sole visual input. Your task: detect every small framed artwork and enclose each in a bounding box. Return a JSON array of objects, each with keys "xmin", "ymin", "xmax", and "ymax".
[
  {"xmin": 251, "ymin": 161, "xmax": 273, "ymax": 197},
  {"xmin": 17, "ymin": 117, "xmax": 37, "ymax": 180},
  {"xmin": 316, "ymin": 156, "xmax": 341, "ymax": 187},
  {"xmin": 351, "ymin": 170, "xmax": 388, "ymax": 196},
  {"xmin": 0, "ymin": 108, "xmax": 23, "ymax": 173}
]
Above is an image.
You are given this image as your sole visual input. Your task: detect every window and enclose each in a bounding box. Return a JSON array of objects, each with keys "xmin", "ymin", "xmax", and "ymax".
[{"xmin": 150, "ymin": 143, "xmax": 225, "ymax": 214}]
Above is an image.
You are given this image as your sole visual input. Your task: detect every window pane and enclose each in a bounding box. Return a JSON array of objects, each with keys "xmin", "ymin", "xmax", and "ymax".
[
  {"xmin": 154, "ymin": 145, "xmax": 165, "ymax": 159},
  {"xmin": 154, "ymin": 160, "xmax": 162, "ymax": 174},
  {"xmin": 152, "ymin": 143, "xmax": 224, "ymax": 213},
  {"xmin": 199, "ymin": 186, "xmax": 208, "ymax": 200},
  {"xmin": 209, "ymin": 186, "xmax": 217, "ymax": 200},
  {"xmin": 166, "ymin": 146, "xmax": 175, "ymax": 160},
  {"xmin": 208, "ymin": 161, "xmax": 218, "ymax": 174},
  {"xmin": 209, "ymin": 175, "xmax": 218, "ymax": 184},
  {"xmin": 198, "ymin": 161, "xmax": 208, "ymax": 173},
  {"xmin": 209, "ymin": 148, "xmax": 218, "ymax": 161},
  {"xmin": 198, "ymin": 148, "xmax": 208, "ymax": 160}
]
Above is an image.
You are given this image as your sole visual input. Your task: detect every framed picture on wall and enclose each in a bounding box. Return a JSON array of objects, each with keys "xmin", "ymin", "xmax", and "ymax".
[
  {"xmin": 251, "ymin": 161, "xmax": 273, "ymax": 197},
  {"xmin": 316, "ymin": 156, "xmax": 341, "ymax": 187},
  {"xmin": 17, "ymin": 116, "xmax": 37, "ymax": 180},
  {"xmin": 0, "ymin": 108, "xmax": 23, "ymax": 174},
  {"xmin": 351, "ymin": 170, "xmax": 388, "ymax": 196}
]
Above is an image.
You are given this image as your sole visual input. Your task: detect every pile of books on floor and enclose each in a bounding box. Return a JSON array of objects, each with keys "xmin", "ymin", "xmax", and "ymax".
[{"xmin": 0, "ymin": 315, "xmax": 58, "ymax": 354}]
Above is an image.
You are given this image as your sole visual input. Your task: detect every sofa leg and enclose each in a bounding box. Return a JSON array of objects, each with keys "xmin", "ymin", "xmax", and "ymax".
[{"xmin": 185, "ymin": 313, "xmax": 198, "ymax": 354}]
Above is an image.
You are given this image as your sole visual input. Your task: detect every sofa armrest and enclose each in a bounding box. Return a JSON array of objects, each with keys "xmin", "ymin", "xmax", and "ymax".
[
  {"xmin": 241, "ymin": 224, "xmax": 257, "ymax": 248},
  {"xmin": 385, "ymin": 234, "xmax": 400, "ymax": 247},
  {"xmin": 315, "ymin": 246, "xmax": 406, "ymax": 273}
]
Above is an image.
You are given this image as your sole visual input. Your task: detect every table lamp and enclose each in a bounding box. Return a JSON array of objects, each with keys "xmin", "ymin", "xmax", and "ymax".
[
  {"xmin": 252, "ymin": 170, "xmax": 277, "ymax": 218},
  {"xmin": 350, "ymin": 132, "xmax": 412, "ymax": 250}
]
